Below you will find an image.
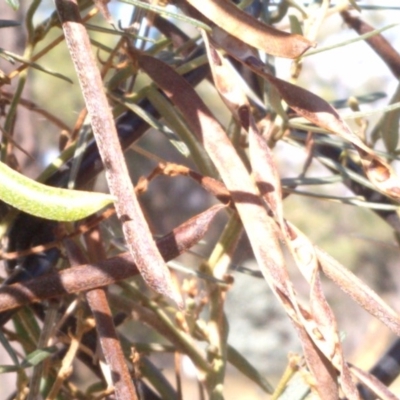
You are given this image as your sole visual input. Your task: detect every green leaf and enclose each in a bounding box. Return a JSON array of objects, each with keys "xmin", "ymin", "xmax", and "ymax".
[
  {"xmin": 5, "ymin": 0, "xmax": 19, "ymax": 11},
  {"xmin": 0, "ymin": 347, "xmax": 57, "ymax": 374},
  {"xmin": 380, "ymin": 83, "xmax": 400, "ymax": 153},
  {"xmin": 116, "ymin": 96, "xmax": 190, "ymax": 157},
  {"xmin": 0, "ymin": 330, "xmax": 19, "ymax": 367},
  {"xmin": 21, "ymin": 346, "xmax": 57, "ymax": 368},
  {"xmin": 0, "ymin": 161, "xmax": 114, "ymax": 221},
  {"xmin": 227, "ymin": 346, "xmax": 274, "ymax": 393},
  {"xmin": 289, "ymin": 14, "xmax": 303, "ymax": 36},
  {"xmin": 381, "ymin": 107, "xmax": 400, "ymax": 153},
  {"xmin": 0, "ymin": 364, "xmax": 20, "ymax": 373},
  {"xmin": 303, "ymin": 22, "xmax": 400, "ymax": 58},
  {"xmin": 0, "ymin": 48, "xmax": 73, "ymax": 83},
  {"xmin": 348, "ymin": 0, "xmax": 361, "ymax": 12}
]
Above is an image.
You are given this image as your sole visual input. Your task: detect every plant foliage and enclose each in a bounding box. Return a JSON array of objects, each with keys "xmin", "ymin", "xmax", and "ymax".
[{"xmin": 0, "ymin": 1, "xmax": 400, "ymax": 399}]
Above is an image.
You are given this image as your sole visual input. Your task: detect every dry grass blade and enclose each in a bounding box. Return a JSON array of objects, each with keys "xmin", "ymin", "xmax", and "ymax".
[
  {"xmin": 202, "ymin": 36, "xmax": 283, "ymax": 223},
  {"xmin": 202, "ymin": 33, "xmax": 249, "ymax": 117},
  {"xmin": 243, "ymin": 106, "xmax": 284, "ymax": 225},
  {"xmin": 182, "ymin": 0, "xmax": 313, "ymax": 58},
  {"xmin": 284, "ymin": 222, "xmax": 358, "ymax": 399},
  {"xmin": 54, "ymin": 0, "xmax": 181, "ymax": 306},
  {"xmin": 316, "ymin": 247, "xmax": 400, "ymax": 336},
  {"xmin": 248, "ymin": 123, "xmax": 353, "ymax": 396},
  {"xmin": 249, "ymin": 122, "xmax": 351, "ymax": 397},
  {"xmin": 292, "ymin": 326, "xmax": 339, "ymax": 400},
  {"xmin": 201, "ymin": 32, "xmax": 348, "ymax": 398}
]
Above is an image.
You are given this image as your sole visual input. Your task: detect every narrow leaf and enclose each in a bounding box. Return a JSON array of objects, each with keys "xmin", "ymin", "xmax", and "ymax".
[
  {"xmin": 202, "ymin": 35, "xmax": 283, "ymax": 222},
  {"xmin": 316, "ymin": 247, "xmax": 400, "ymax": 336},
  {"xmin": 5, "ymin": 0, "xmax": 19, "ymax": 11},
  {"xmin": 55, "ymin": 0, "xmax": 181, "ymax": 306},
  {"xmin": 21, "ymin": 346, "xmax": 57, "ymax": 368},
  {"xmin": 202, "ymin": 33, "xmax": 248, "ymax": 116},
  {"xmin": 284, "ymin": 222, "xmax": 358, "ymax": 399},
  {"xmin": 184, "ymin": 0, "xmax": 314, "ymax": 58},
  {"xmin": 0, "ymin": 364, "xmax": 20, "ymax": 373},
  {"xmin": 348, "ymin": 0, "xmax": 361, "ymax": 12},
  {"xmin": 0, "ymin": 161, "xmax": 114, "ymax": 221},
  {"xmin": 377, "ymin": 82, "xmax": 400, "ymax": 152},
  {"xmin": 0, "ymin": 49, "xmax": 73, "ymax": 83},
  {"xmin": 0, "ymin": 347, "xmax": 57, "ymax": 373},
  {"xmin": 113, "ymin": 94, "xmax": 191, "ymax": 157},
  {"xmin": 227, "ymin": 346, "xmax": 273, "ymax": 393},
  {"xmin": 380, "ymin": 104, "xmax": 400, "ymax": 152}
]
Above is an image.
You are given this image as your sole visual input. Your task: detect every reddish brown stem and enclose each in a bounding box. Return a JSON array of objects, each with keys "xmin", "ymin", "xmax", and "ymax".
[
  {"xmin": 65, "ymin": 237, "xmax": 138, "ymax": 400},
  {"xmin": 0, "ymin": 204, "xmax": 224, "ymax": 314}
]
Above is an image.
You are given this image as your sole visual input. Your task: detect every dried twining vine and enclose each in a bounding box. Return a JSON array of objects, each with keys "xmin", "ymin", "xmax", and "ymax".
[{"xmin": 1, "ymin": 1, "xmax": 400, "ymax": 399}]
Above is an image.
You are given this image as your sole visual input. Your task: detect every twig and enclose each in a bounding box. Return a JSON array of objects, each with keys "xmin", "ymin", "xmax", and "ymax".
[
  {"xmin": 65, "ymin": 237, "xmax": 138, "ymax": 400},
  {"xmin": 46, "ymin": 305, "xmax": 85, "ymax": 399},
  {"xmin": 0, "ymin": 205, "xmax": 224, "ymax": 314},
  {"xmin": 1, "ymin": 91, "xmax": 71, "ymax": 132}
]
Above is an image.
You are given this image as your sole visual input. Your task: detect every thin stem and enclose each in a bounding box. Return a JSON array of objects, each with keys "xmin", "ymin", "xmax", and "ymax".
[
  {"xmin": 65, "ymin": 237, "xmax": 138, "ymax": 400},
  {"xmin": 202, "ymin": 212, "xmax": 242, "ymax": 399}
]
